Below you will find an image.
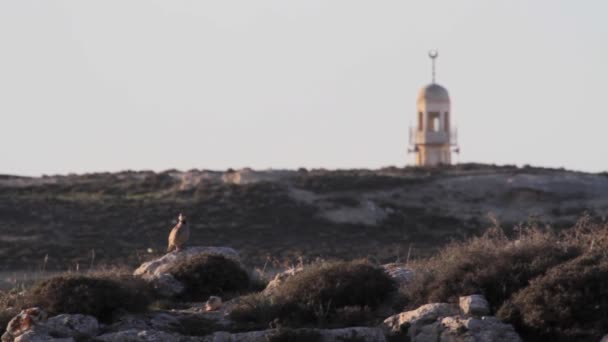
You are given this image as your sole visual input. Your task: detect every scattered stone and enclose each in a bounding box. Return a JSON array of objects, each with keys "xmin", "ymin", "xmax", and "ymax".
[
  {"xmin": 383, "ymin": 301, "xmax": 521, "ymax": 342},
  {"xmin": 459, "ymin": 294, "xmax": 490, "ymax": 316},
  {"xmin": 205, "ymin": 296, "xmax": 222, "ymax": 312}
]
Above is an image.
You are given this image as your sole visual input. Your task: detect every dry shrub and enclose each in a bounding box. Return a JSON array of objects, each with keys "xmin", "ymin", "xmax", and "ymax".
[
  {"xmin": 0, "ymin": 290, "xmax": 21, "ymax": 334},
  {"xmin": 403, "ymin": 225, "xmax": 581, "ymax": 312},
  {"xmin": 230, "ymin": 260, "xmax": 395, "ymax": 328},
  {"xmin": 497, "ymin": 251, "xmax": 608, "ymax": 341},
  {"xmin": 168, "ymin": 254, "xmax": 249, "ymax": 301},
  {"xmin": 27, "ymin": 274, "xmax": 152, "ymax": 322},
  {"xmin": 275, "ymin": 260, "xmax": 395, "ymax": 310}
]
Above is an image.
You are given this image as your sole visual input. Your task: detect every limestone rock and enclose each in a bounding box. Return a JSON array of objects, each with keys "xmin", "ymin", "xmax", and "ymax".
[
  {"xmin": 439, "ymin": 316, "xmax": 521, "ymax": 342},
  {"xmin": 44, "ymin": 314, "xmax": 99, "ymax": 338},
  {"xmin": 383, "ymin": 302, "xmax": 521, "ymax": 342},
  {"xmin": 459, "ymin": 294, "xmax": 490, "ymax": 316},
  {"xmin": 382, "ymin": 263, "xmax": 414, "ymax": 285},
  {"xmin": 383, "ymin": 303, "xmax": 459, "ymax": 333},
  {"xmin": 133, "ymin": 246, "xmax": 240, "ymax": 296},
  {"xmin": 1, "ymin": 309, "xmax": 98, "ymax": 342}
]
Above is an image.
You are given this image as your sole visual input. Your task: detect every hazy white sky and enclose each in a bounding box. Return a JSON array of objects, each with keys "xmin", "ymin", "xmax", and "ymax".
[{"xmin": 1, "ymin": 1, "xmax": 607, "ymax": 176}]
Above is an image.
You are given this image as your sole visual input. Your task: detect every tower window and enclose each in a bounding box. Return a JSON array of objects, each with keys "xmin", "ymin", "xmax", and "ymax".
[
  {"xmin": 428, "ymin": 112, "xmax": 440, "ymax": 132},
  {"xmin": 418, "ymin": 112, "xmax": 423, "ymax": 131}
]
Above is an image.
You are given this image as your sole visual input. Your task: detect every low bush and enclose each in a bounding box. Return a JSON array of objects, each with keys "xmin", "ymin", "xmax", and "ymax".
[
  {"xmin": 403, "ymin": 226, "xmax": 581, "ymax": 312},
  {"xmin": 275, "ymin": 260, "xmax": 395, "ymax": 311},
  {"xmin": 497, "ymin": 252, "xmax": 608, "ymax": 341},
  {"xmin": 168, "ymin": 254, "xmax": 249, "ymax": 301},
  {"xmin": 231, "ymin": 260, "xmax": 395, "ymax": 327},
  {"xmin": 27, "ymin": 274, "xmax": 152, "ymax": 322}
]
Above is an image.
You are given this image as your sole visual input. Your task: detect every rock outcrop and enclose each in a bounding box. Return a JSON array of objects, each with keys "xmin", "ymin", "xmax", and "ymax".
[
  {"xmin": 459, "ymin": 294, "xmax": 490, "ymax": 316},
  {"xmin": 133, "ymin": 246, "xmax": 241, "ymax": 296},
  {"xmin": 383, "ymin": 297, "xmax": 521, "ymax": 342},
  {"xmin": 1, "ymin": 308, "xmax": 99, "ymax": 342}
]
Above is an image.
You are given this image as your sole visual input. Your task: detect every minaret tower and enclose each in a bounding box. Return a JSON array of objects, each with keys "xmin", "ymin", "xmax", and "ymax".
[{"xmin": 409, "ymin": 50, "xmax": 459, "ymax": 166}]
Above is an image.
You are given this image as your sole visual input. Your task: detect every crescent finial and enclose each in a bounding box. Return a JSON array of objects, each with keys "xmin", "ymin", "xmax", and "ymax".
[{"xmin": 428, "ymin": 49, "xmax": 438, "ymax": 59}]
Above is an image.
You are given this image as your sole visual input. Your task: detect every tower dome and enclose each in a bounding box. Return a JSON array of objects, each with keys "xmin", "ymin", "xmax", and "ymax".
[{"xmin": 417, "ymin": 83, "xmax": 450, "ymax": 104}]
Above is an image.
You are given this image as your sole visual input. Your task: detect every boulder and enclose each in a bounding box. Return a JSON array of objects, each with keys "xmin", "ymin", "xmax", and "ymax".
[
  {"xmin": 459, "ymin": 294, "xmax": 490, "ymax": 316},
  {"xmin": 383, "ymin": 303, "xmax": 459, "ymax": 333},
  {"xmin": 1, "ymin": 308, "xmax": 98, "ymax": 342},
  {"xmin": 439, "ymin": 316, "xmax": 521, "ymax": 342},
  {"xmin": 383, "ymin": 302, "xmax": 521, "ymax": 342},
  {"xmin": 133, "ymin": 246, "xmax": 240, "ymax": 296},
  {"xmin": 382, "ymin": 263, "xmax": 414, "ymax": 286}
]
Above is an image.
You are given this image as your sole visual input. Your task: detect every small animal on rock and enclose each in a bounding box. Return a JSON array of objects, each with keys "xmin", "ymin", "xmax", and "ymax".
[{"xmin": 167, "ymin": 213, "xmax": 190, "ymax": 252}]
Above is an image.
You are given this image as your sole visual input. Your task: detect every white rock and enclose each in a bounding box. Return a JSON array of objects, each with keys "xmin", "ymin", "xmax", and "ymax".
[
  {"xmin": 439, "ymin": 316, "xmax": 522, "ymax": 342},
  {"xmin": 383, "ymin": 303, "xmax": 459, "ymax": 333},
  {"xmin": 459, "ymin": 295, "xmax": 490, "ymax": 316},
  {"xmin": 133, "ymin": 246, "xmax": 240, "ymax": 296},
  {"xmin": 382, "ymin": 263, "xmax": 414, "ymax": 285},
  {"xmin": 383, "ymin": 303, "xmax": 522, "ymax": 342},
  {"xmin": 2, "ymin": 308, "xmax": 48, "ymax": 342},
  {"xmin": 1, "ymin": 309, "xmax": 98, "ymax": 342}
]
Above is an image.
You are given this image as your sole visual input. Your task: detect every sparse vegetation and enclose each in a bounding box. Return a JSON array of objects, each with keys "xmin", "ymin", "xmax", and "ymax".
[
  {"xmin": 26, "ymin": 274, "xmax": 152, "ymax": 322},
  {"xmin": 402, "ymin": 216, "xmax": 608, "ymax": 341},
  {"xmin": 231, "ymin": 260, "xmax": 395, "ymax": 328},
  {"xmin": 168, "ymin": 254, "xmax": 249, "ymax": 301},
  {"xmin": 497, "ymin": 251, "xmax": 608, "ymax": 341},
  {"xmin": 402, "ymin": 225, "xmax": 581, "ymax": 311}
]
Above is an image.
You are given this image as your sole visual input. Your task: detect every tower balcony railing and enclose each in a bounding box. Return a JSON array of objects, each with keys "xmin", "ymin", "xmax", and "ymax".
[{"xmin": 409, "ymin": 127, "xmax": 459, "ymax": 146}]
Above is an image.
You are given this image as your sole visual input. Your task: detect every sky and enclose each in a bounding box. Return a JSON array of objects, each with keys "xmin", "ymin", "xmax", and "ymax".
[{"xmin": 1, "ymin": 1, "xmax": 607, "ymax": 176}]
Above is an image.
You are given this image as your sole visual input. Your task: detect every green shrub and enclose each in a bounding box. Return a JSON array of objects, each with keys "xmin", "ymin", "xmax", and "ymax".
[
  {"xmin": 497, "ymin": 252, "xmax": 608, "ymax": 341},
  {"xmin": 27, "ymin": 275, "xmax": 152, "ymax": 321},
  {"xmin": 403, "ymin": 227, "xmax": 581, "ymax": 312},
  {"xmin": 168, "ymin": 254, "xmax": 249, "ymax": 301}
]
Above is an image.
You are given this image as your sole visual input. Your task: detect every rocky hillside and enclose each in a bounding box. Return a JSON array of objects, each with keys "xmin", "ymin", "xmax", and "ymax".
[{"xmin": 1, "ymin": 164, "xmax": 607, "ymax": 271}]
